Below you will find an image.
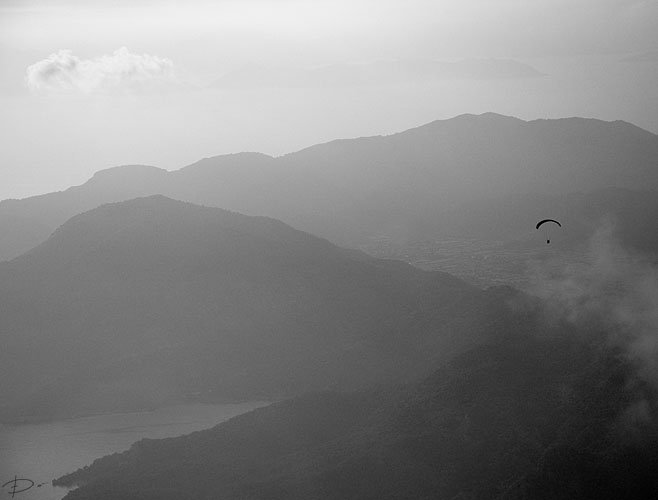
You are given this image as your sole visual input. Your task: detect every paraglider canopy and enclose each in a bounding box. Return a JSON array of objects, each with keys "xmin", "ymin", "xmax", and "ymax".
[
  {"xmin": 535, "ymin": 219, "xmax": 562, "ymax": 230},
  {"xmin": 536, "ymin": 219, "xmax": 562, "ymax": 244}
]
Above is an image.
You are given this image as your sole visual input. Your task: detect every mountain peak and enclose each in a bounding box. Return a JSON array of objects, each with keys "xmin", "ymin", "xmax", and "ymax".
[
  {"xmin": 405, "ymin": 112, "xmax": 525, "ymax": 134},
  {"xmin": 0, "ymin": 195, "xmax": 487, "ymax": 420},
  {"xmin": 85, "ymin": 164, "xmax": 168, "ymax": 186}
]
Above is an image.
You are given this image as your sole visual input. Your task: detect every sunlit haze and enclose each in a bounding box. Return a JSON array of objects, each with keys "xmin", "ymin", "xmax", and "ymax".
[{"xmin": 1, "ymin": 0, "xmax": 657, "ymax": 199}]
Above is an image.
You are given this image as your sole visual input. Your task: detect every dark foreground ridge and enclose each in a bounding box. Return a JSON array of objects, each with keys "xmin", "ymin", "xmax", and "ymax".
[{"xmin": 55, "ymin": 329, "xmax": 658, "ymax": 500}]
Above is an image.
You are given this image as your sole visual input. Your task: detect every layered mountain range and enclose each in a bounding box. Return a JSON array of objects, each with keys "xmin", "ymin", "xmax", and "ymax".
[
  {"xmin": 3, "ymin": 113, "xmax": 658, "ymax": 498},
  {"xmin": 2, "ymin": 113, "xmax": 657, "ymax": 261}
]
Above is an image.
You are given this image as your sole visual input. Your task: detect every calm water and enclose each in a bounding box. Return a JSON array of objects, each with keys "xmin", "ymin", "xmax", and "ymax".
[{"xmin": 0, "ymin": 401, "xmax": 266, "ymax": 500}]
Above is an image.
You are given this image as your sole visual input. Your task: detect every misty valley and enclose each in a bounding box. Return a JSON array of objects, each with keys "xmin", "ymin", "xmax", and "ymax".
[{"xmin": 2, "ymin": 113, "xmax": 658, "ymax": 500}]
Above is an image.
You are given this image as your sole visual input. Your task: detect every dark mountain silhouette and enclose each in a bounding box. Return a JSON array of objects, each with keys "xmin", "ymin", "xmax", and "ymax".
[
  {"xmin": 0, "ymin": 196, "xmax": 503, "ymax": 420},
  {"xmin": 55, "ymin": 321, "xmax": 658, "ymax": 500},
  {"xmin": 0, "ymin": 164, "xmax": 170, "ymax": 260},
  {"xmin": 1, "ymin": 114, "xmax": 658, "ymax": 260}
]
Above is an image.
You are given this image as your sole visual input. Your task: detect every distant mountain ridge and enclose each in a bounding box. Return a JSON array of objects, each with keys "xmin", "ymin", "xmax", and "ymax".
[
  {"xmin": 1, "ymin": 113, "xmax": 658, "ymax": 260},
  {"xmin": 0, "ymin": 196, "xmax": 502, "ymax": 420}
]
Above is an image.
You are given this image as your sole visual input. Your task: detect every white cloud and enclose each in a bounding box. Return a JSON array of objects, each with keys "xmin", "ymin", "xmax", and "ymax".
[{"xmin": 26, "ymin": 47, "xmax": 180, "ymax": 93}]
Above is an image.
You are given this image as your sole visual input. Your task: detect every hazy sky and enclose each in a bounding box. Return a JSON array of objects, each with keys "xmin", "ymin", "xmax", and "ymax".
[{"xmin": 1, "ymin": 0, "xmax": 657, "ymax": 200}]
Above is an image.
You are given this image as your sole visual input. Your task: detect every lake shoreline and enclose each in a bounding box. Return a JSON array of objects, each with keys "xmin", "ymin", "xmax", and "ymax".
[
  {"xmin": 1, "ymin": 397, "xmax": 275, "ymax": 426},
  {"xmin": 1, "ymin": 400, "xmax": 268, "ymax": 500}
]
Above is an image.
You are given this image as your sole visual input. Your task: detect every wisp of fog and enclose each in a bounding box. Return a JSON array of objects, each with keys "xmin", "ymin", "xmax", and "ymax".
[{"xmin": 525, "ymin": 219, "xmax": 658, "ymax": 431}]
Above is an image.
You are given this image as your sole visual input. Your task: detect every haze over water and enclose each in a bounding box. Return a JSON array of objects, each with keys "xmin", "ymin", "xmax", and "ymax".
[{"xmin": 0, "ymin": 401, "xmax": 265, "ymax": 500}]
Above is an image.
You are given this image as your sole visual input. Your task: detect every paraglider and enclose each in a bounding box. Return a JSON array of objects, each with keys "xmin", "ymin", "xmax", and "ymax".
[{"xmin": 535, "ymin": 219, "xmax": 561, "ymax": 244}]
